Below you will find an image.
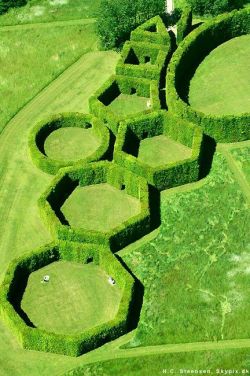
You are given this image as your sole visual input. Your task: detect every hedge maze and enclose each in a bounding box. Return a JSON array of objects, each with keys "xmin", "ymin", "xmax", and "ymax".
[{"xmin": 1, "ymin": 9, "xmax": 249, "ymax": 358}]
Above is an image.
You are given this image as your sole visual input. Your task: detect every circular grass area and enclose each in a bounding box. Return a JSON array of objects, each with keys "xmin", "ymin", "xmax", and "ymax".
[
  {"xmin": 138, "ymin": 135, "xmax": 192, "ymax": 168},
  {"xmin": 44, "ymin": 127, "xmax": 101, "ymax": 161},
  {"xmin": 189, "ymin": 35, "xmax": 250, "ymax": 116},
  {"xmin": 21, "ymin": 261, "xmax": 122, "ymax": 335},
  {"xmin": 61, "ymin": 183, "xmax": 141, "ymax": 232}
]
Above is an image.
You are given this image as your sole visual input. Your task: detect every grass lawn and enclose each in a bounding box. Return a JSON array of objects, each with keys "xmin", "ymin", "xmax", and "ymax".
[
  {"xmin": 138, "ymin": 135, "xmax": 192, "ymax": 167},
  {"xmin": 0, "ymin": 0, "xmax": 100, "ymax": 25},
  {"xmin": 230, "ymin": 146, "xmax": 250, "ymax": 183},
  {"xmin": 61, "ymin": 183, "xmax": 141, "ymax": 232},
  {"xmin": 44, "ymin": 127, "xmax": 101, "ymax": 161},
  {"xmin": 121, "ymin": 146, "xmax": 250, "ymax": 347},
  {"xmin": 108, "ymin": 94, "xmax": 149, "ymax": 117},
  {"xmin": 189, "ymin": 35, "xmax": 250, "ymax": 115},
  {"xmin": 0, "ymin": 23, "xmax": 99, "ymax": 133},
  {"xmin": 21, "ymin": 261, "xmax": 122, "ymax": 334}
]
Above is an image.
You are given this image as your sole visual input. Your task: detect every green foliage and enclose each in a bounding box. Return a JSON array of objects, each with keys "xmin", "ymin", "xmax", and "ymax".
[
  {"xmin": 116, "ymin": 41, "xmax": 172, "ymax": 80},
  {"xmin": 176, "ymin": 5, "xmax": 192, "ymax": 44},
  {"xmin": 89, "ymin": 75, "xmax": 161, "ymax": 135},
  {"xmin": 130, "ymin": 15, "xmax": 170, "ymax": 45},
  {"xmin": 114, "ymin": 110, "xmax": 203, "ymax": 191},
  {"xmin": 0, "ymin": 0, "xmax": 26, "ymax": 15},
  {"xmin": 187, "ymin": 0, "xmax": 244, "ymax": 16},
  {"xmin": 29, "ymin": 113, "xmax": 110, "ymax": 175},
  {"xmin": 97, "ymin": 0, "xmax": 165, "ymax": 49},
  {"xmin": 38, "ymin": 162, "xmax": 151, "ymax": 252},
  {"xmin": 167, "ymin": 8, "xmax": 250, "ymax": 142},
  {"xmin": 0, "ymin": 242, "xmax": 135, "ymax": 356}
]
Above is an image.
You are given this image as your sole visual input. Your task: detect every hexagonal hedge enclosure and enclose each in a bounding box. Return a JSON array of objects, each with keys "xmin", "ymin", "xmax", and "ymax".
[
  {"xmin": 114, "ymin": 110, "xmax": 203, "ymax": 191},
  {"xmin": 39, "ymin": 161, "xmax": 152, "ymax": 251},
  {"xmin": 0, "ymin": 242, "xmax": 136, "ymax": 356}
]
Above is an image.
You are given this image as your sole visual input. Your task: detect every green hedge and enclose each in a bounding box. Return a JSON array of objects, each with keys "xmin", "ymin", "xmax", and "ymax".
[
  {"xmin": 0, "ymin": 242, "xmax": 136, "ymax": 356},
  {"xmin": 176, "ymin": 5, "xmax": 192, "ymax": 45},
  {"xmin": 29, "ymin": 113, "xmax": 110, "ymax": 175},
  {"xmin": 167, "ymin": 8, "xmax": 250, "ymax": 142},
  {"xmin": 116, "ymin": 40, "xmax": 172, "ymax": 81},
  {"xmin": 89, "ymin": 75, "xmax": 161, "ymax": 135},
  {"xmin": 131, "ymin": 15, "xmax": 170, "ymax": 45},
  {"xmin": 38, "ymin": 161, "xmax": 151, "ymax": 252},
  {"xmin": 114, "ymin": 110, "xmax": 203, "ymax": 191}
]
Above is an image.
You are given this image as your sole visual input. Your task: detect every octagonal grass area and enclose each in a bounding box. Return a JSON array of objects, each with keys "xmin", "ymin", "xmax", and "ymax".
[
  {"xmin": 21, "ymin": 261, "xmax": 122, "ymax": 335},
  {"xmin": 138, "ymin": 135, "xmax": 192, "ymax": 168},
  {"xmin": 189, "ymin": 35, "xmax": 250, "ymax": 116},
  {"xmin": 62, "ymin": 183, "xmax": 141, "ymax": 233},
  {"xmin": 40, "ymin": 161, "xmax": 151, "ymax": 250}
]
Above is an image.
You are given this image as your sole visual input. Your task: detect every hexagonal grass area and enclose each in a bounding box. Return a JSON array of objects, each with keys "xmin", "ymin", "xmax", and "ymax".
[
  {"xmin": 39, "ymin": 161, "xmax": 152, "ymax": 252},
  {"xmin": 29, "ymin": 113, "xmax": 110, "ymax": 175},
  {"xmin": 89, "ymin": 74, "xmax": 161, "ymax": 135},
  {"xmin": 116, "ymin": 40, "xmax": 171, "ymax": 81},
  {"xmin": 114, "ymin": 110, "xmax": 203, "ymax": 191},
  {"xmin": 0, "ymin": 242, "xmax": 136, "ymax": 356}
]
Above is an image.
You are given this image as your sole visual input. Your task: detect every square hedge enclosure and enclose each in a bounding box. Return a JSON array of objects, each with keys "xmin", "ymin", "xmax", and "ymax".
[
  {"xmin": 39, "ymin": 161, "xmax": 152, "ymax": 252},
  {"xmin": 114, "ymin": 111, "xmax": 203, "ymax": 191},
  {"xmin": 89, "ymin": 75, "xmax": 161, "ymax": 135}
]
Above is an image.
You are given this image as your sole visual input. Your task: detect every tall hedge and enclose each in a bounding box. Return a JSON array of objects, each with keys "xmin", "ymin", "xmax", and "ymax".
[{"xmin": 166, "ymin": 8, "xmax": 250, "ymax": 142}]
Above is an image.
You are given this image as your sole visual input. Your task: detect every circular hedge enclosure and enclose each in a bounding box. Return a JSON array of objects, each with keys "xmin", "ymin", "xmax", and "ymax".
[
  {"xmin": 29, "ymin": 113, "xmax": 110, "ymax": 175},
  {"xmin": 167, "ymin": 8, "xmax": 250, "ymax": 143}
]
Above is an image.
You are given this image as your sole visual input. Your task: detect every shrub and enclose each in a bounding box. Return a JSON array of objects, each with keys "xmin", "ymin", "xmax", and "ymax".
[
  {"xmin": 38, "ymin": 161, "xmax": 152, "ymax": 252},
  {"xmin": 187, "ymin": 0, "xmax": 244, "ymax": 16},
  {"xmin": 176, "ymin": 6, "xmax": 192, "ymax": 45},
  {"xmin": 166, "ymin": 8, "xmax": 250, "ymax": 142},
  {"xmin": 89, "ymin": 75, "xmax": 161, "ymax": 135},
  {"xmin": 0, "ymin": 242, "xmax": 136, "ymax": 356},
  {"xmin": 116, "ymin": 40, "xmax": 172, "ymax": 81},
  {"xmin": 130, "ymin": 15, "xmax": 170, "ymax": 45},
  {"xmin": 97, "ymin": 0, "xmax": 165, "ymax": 49},
  {"xmin": 29, "ymin": 113, "xmax": 110, "ymax": 175},
  {"xmin": 114, "ymin": 110, "xmax": 203, "ymax": 191},
  {"xmin": 0, "ymin": 0, "xmax": 26, "ymax": 15}
]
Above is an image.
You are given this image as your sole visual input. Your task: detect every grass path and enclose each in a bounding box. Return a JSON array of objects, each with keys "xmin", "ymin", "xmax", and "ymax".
[
  {"xmin": 0, "ymin": 18, "xmax": 96, "ymax": 31},
  {"xmin": 0, "ymin": 50, "xmax": 119, "ymax": 283}
]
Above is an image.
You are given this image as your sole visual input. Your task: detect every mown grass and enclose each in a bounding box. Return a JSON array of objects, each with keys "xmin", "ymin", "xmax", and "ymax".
[
  {"xmin": 61, "ymin": 184, "xmax": 141, "ymax": 232},
  {"xmin": 0, "ymin": 23, "xmax": 99, "ymax": 133},
  {"xmin": 21, "ymin": 261, "xmax": 122, "ymax": 334},
  {"xmin": 138, "ymin": 135, "xmax": 192, "ymax": 167},
  {"xmin": 63, "ymin": 348, "xmax": 250, "ymax": 375},
  {"xmin": 121, "ymin": 150, "xmax": 250, "ymax": 347},
  {"xmin": 108, "ymin": 94, "xmax": 149, "ymax": 117},
  {"xmin": 230, "ymin": 146, "xmax": 250, "ymax": 183},
  {"xmin": 0, "ymin": 0, "xmax": 100, "ymax": 26},
  {"xmin": 189, "ymin": 35, "xmax": 250, "ymax": 115},
  {"xmin": 44, "ymin": 127, "xmax": 101, "ymax": 161}
]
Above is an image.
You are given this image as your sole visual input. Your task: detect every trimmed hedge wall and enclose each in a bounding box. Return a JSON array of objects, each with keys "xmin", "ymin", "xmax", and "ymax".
[
  {"xmin": 38, "ymin": 161, "xmax": 151, "ymax": 252},
  {"xmin": 89, "ymin": 75, "xmax": 161, "ymax": 135},
  {"xmin": 176, "ymin": 5, "xmax": 192, "ymax": 45},
  {"xmin": 29, "ymin": 113, "xmax": 110, "ymax": 175},
  {"xmin": 167, "ymin": 8, "xmax": 250, "ymax": 142},
  {"xmin": 114, "ymin": 110, "xmax": 203, "ymax": 191},
  {"xmin": 0, "ymin": 242, "xmax": 136, "ymax": 356},
  {"xmin": 116, "ymin": 40, "xmax": 172, "ymax": 81},
  {"xmin": 131, "ymin": 15, "xmax": 170, "ymax": 46}
]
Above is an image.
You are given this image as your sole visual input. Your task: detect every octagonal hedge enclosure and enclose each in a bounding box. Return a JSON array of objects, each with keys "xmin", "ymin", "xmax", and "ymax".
[
  {"xmin": 167, "ymin": 7, "xmax": 250, "ymax": 142},
  {"xmin": 114, "ymin": 110, "xmax": 203, "ymax": 191},
  {"xmin": 29, "ymin": 113, "xmax": 110, "ymax": 175},
  {"xmin": 0, "ymin": 242, "xmax": 136, "ymax": 356},
  {"xmin": 39, "ymin": 161, "xmax": 152, "ymax": 252}
]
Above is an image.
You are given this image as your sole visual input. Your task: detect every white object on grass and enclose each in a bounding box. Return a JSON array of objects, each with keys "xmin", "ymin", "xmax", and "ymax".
[{"xmin": 108, "ymin": 276, "xmax": 116, "ymax": 286}]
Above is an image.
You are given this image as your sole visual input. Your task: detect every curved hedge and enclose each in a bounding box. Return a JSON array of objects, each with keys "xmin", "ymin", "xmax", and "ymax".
[
  {"xmin": 38, "ymin": 161, "xmax": 152, "ymax": 252},
  {"xmin": 29, "ymin": 113, "xmax": 110, "ymax": 175},
  {"xmin": 167, "ymin": 8, "xmax": 250, "ymax": 143},
  {"xmin": 0, "ymin": 242, "xmax": 136, "ymax": 357},
  {"xmin": 114, "ymin": 110, "xmax": 203, "ymax": 191},
  {"xmin": 176, "ymin": 5, "xmax": 192, "ymax": 45}
]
